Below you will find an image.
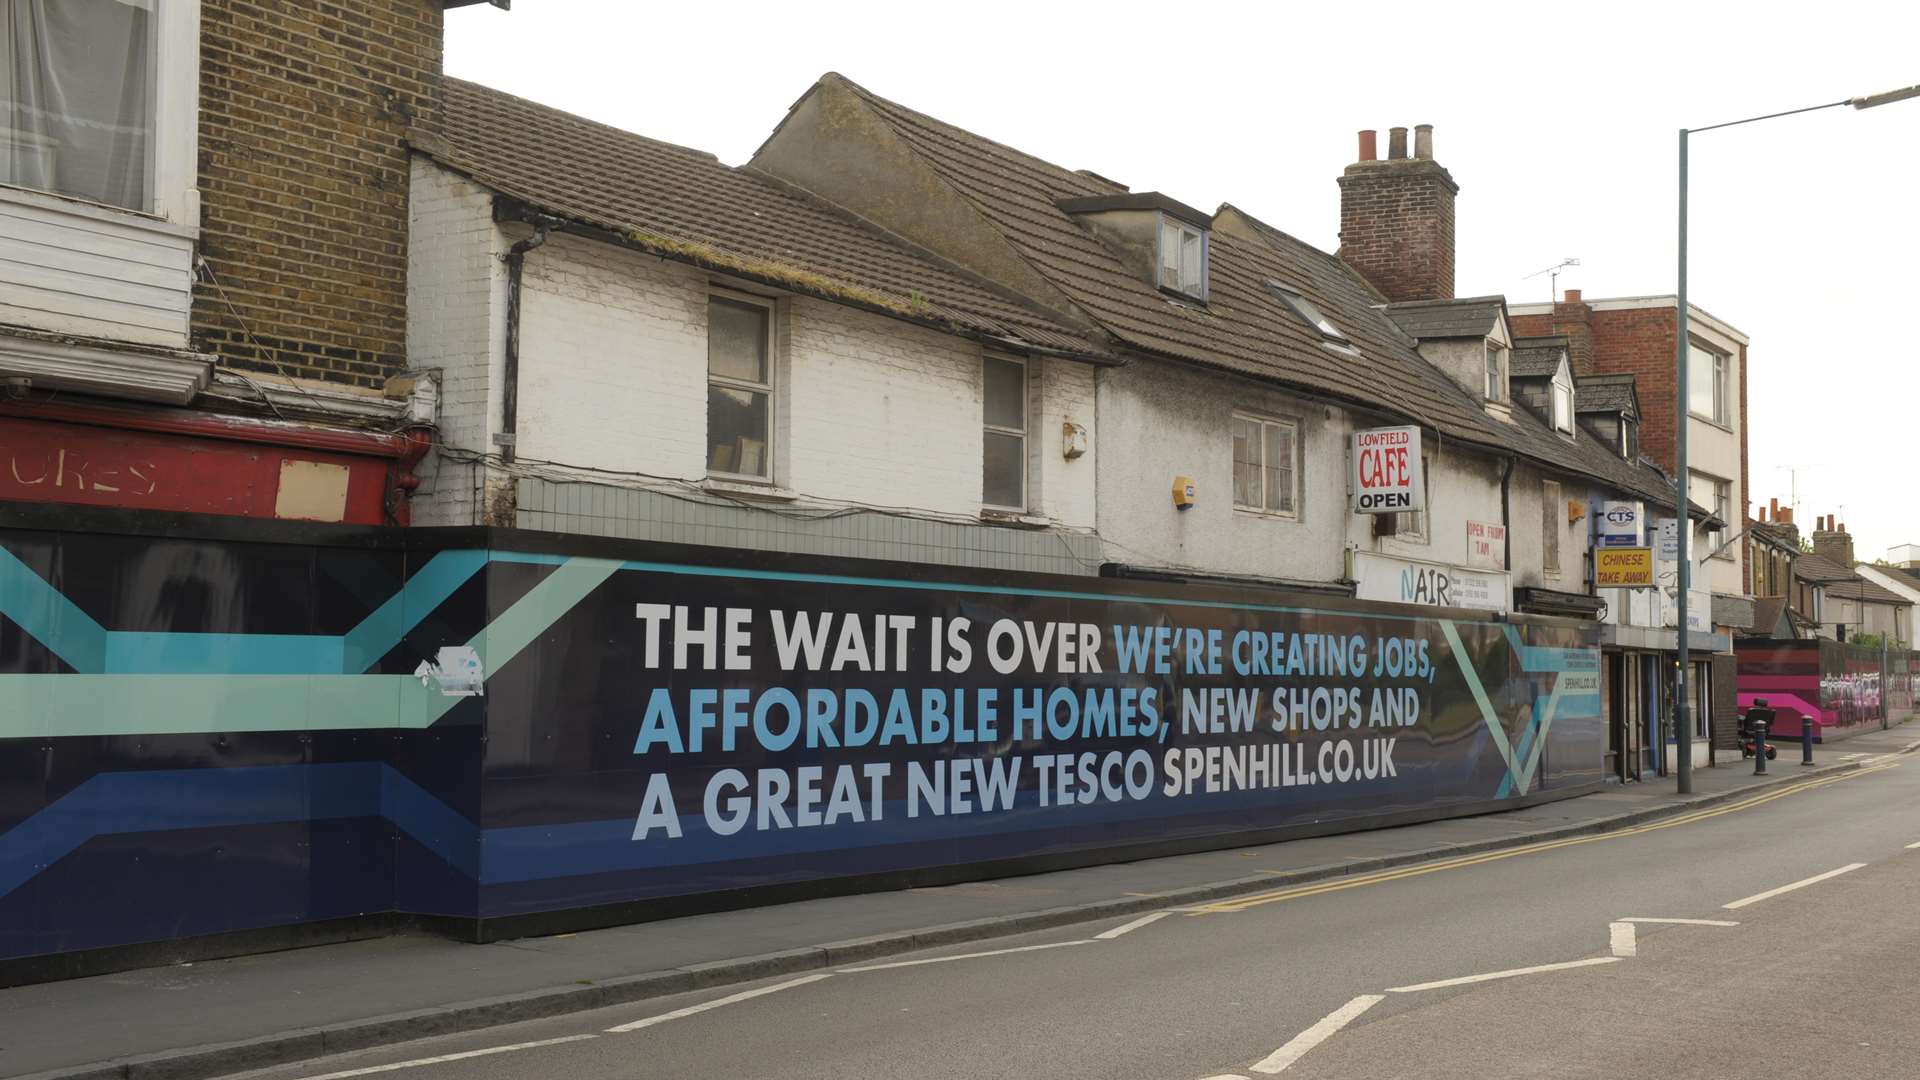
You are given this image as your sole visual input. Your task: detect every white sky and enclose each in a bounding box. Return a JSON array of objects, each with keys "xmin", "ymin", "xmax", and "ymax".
[{"xmin": 447, "ymin": 1, "xmax": 1920, "ymax": 560}]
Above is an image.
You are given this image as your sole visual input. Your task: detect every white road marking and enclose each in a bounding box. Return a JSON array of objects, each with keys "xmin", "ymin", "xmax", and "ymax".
[
  {"xmin": 1249, "ymin": 994, "xmax": 1385, "ymax": 1074},
  {"xmin": 837, "ymin": 939, "xmax": 1093, "ymax": 973},
  {"xmin": 1096, "ymin": 911, "xmax": 1171, "ymax": 940},
  {"xmin": 1840, "ymin": 752, "xmax": 1867, "ymax": 760},
  {"xmin": 1619, "ymin": 918, "xmax": 1739, "ymax": 926},
  {"xmin": 1385, "ymin": 956, "xmax": 1622, "ymax": 993},
  {"xmin": 298, "ymin": 1035, "xmax": 598, "ymax": 1079},
  {"xmin": 1905, "ymin": 841, "xmax": 1920, "ymax": 850},
  {"xmin": 1722, "ymin": 863, "xmax": 1867, "ymax": 910},
  {"xmin": 1609, "ymin": 921, "xmax": 1636, "ymax": 957},
  {"xmin": 604, "ymin": 973, "xmax": 832, "ymax": 1032}
]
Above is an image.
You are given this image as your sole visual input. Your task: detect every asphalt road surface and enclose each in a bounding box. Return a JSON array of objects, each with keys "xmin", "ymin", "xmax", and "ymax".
[{"xmin": 226, "ymin": 754, "xmax": 1920, "ymax": 1080}]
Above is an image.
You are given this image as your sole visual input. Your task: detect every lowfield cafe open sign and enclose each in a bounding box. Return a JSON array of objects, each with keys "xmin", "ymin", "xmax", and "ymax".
[{"xmin": 1351, "ymin": 426, "xmax": 1426, "ymax": 514}]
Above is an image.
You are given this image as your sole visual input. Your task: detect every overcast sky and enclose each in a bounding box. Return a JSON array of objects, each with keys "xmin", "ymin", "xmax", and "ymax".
[{"xmin": 446, "ymin": 1, "xmax": 1919, "ymax": 561}]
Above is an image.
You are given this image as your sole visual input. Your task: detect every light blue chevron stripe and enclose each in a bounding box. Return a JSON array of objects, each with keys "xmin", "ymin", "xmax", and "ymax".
[
  {"xmin": 1440, "ymin": 620, "xmax": 1521, "ymax": 785},
  {"xmin": 0, "ymin": 545, "xmax": 107, "ymax": 672}
]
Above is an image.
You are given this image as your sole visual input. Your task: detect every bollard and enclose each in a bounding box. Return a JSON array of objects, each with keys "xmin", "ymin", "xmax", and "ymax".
[
  {"xmin": 1801, "ymin": 714, "xmax": 1815, "ymax": 765},
  {"xmin": 1753, "ymin": 715, "xmax": 1769, "ymax": 775}
]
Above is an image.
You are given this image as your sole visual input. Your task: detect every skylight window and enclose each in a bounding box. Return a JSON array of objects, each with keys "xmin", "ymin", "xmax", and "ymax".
[{"xmin": 1269, "ymin": 283, "xmax": 1349, "ymax": 344}]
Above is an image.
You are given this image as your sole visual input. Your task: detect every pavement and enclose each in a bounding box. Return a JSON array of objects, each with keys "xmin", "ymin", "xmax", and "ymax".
[{"xmin": 5, "ymin": 721, "xmax": 1917, "ymax": 1080}]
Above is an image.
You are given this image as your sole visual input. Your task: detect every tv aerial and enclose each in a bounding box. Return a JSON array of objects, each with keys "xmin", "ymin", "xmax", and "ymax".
[{"xmin": 1523, "ymin": 258, "xmax": 1581, "ymax": 301}]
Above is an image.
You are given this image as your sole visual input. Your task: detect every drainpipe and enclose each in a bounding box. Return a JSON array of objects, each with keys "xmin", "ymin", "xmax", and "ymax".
[
  {"xmin": 500, "ymin": 217, "xmax": 560, "ymax": 465},
  {"xmin": 1500, "ymin": 456, "xmax": 1515, "ymax": 573}
]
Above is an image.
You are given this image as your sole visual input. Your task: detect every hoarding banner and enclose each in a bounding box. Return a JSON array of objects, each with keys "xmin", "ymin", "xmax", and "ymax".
[
  {"xmin": 1595, "ymin": 547, "xmax": 1655, "ymax": 588},
  {"xmin": 1351, "ymin": 426, "xmax": 1425, "ymax": 514},
  {"xmin": 1466, "ymin": 520, "xmax": 1507, "ymax": 571},
  {"xmin": 0, "ymin": 527, "xmax": 1600, "ymax": 962}
]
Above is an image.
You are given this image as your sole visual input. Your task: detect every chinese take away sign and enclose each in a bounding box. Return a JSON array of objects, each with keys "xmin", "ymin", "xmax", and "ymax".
[{"xmin": 1595, "ymin": 547, "xmax": 1654, "ymax": 588}]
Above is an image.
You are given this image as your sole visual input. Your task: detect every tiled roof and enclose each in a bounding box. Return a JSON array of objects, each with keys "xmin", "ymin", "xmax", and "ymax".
[
  {"xmin": 1795, "ymin": 553, "xmax": 1859, "ymax": 584},
  {"xmin": 1880, "ymin": 565, "xmax": 1920, "ymax": 589},
  {"xmin": 422, "ymin": 79, "xmax": 1113, "ymax": 361},
  {"xmin": 1383, "ymin": 297, "xmax": 1506, "ymax": 342},
  {"xmin": 1824, "ymin": 577, "xmax": 1912, "ymax": 605},
  {"xmin": 1575, "ymin": 374, "xmax": 1639, "ymax": 418},
  {"xmin": 813, "ymin": 75, "xmax": 1507, "ymax": 447},
  {"xmin": 1509, "ymin": 335, "xmax": 1566, "ymax": 378},
  {"xmin": 798, "ymin": 75, "xmax": 1709, "ymax": 518}
]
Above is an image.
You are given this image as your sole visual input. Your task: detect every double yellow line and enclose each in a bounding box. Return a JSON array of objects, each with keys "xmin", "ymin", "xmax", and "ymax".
[{"xmin": 1188, "ymin": 761, "xmax": 1902, "ymax": 915}]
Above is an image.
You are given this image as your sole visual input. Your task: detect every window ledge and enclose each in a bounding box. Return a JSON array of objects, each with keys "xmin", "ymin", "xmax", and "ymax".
[
  {"xmin": 1232, "ymin": 505, "xmax": 1300, "ymax": 522},
  {"xmin": 0, "ymin": 182, "xmax": 197, "ymax": 240},
  {"xmin": 980, "ymin": 509, "xmax": 1052, "ymax": 529},
  {"xmin": 701, "ymin": 477, "xmax": 797, "ymax": 501},
  {"xmin": 1686, "ymin": 412, "xmax": 1736, "ymax": 434}
]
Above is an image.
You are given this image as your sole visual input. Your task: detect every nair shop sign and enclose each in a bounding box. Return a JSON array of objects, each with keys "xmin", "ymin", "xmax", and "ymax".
[{"xmin": 1353, "ymin": 551, "xmax": 1510, "ymax": 613}]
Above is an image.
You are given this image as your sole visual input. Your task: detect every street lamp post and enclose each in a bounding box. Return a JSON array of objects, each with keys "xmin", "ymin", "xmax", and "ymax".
[{"xmin": 1672, "ymin": 83, "xmax": 1919, "ymax": 795}]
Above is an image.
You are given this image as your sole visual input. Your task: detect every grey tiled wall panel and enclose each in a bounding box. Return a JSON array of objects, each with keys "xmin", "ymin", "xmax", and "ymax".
[{"xmin": 516, "ymin": 478, "xmax": 1102, "ymax": 577}]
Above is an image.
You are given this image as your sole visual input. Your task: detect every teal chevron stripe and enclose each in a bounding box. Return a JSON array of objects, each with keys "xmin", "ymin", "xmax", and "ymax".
[
  {"xmin": 0, "ymin": 674, "xmax": 438, "ymax": 738},
  {"xmin": 0, "ymin": 545, "xmax": 107, "ymax": 672},
  {"xmin": 465, "ymin": 557, "xmax": 624, "ymax": 678},
  {"xmin": 1440, "ymin": 620, "xmax": 1521, "ymax": 785},
  {"xmin": 1502, "ymin": 625, "xmax": 1600, "ymax": 674},
  {"xmin": 342, "ymin": 549, "xmax": 489, "ymax": 672}
]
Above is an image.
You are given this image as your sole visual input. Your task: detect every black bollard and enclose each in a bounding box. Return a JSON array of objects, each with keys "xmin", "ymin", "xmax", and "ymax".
[
  {"xmin": 1753, "ymin": 714, "xmax": 1769, "ymax": 774},
  {"xmin": 1801, "ymin": 714, "xmax": 1815, "ymax": 765}
]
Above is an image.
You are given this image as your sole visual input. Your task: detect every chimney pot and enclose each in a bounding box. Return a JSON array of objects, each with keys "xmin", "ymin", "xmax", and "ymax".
[
  {"xmin": 1413, "ymin": 124, "xmax": 1433, "ymax": 159},
  {"xmin": 1564, "ymin": 288, "xmax": 1582, "ymax": 305},
  {"xmin": 1770, "ymin": 497, "xmax": 1779, "ymax": 519},
  {"xmin": 1388, "ymin": 127, "xmax": 1408, "ymax": 160},
  {"xmin": 1357, "ymin": 130, "xmax": 1377, "ymax": 162}
]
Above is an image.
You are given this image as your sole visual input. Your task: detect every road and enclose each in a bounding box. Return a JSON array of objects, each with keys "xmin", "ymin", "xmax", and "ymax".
[{"xmin": 226, "ymin": 754, "xmax": 1920, "ymax": 1080}]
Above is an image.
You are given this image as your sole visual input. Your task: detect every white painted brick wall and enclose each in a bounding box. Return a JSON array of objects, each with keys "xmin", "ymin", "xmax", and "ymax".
[
  {"xmin": 407, "ymin": 159, "xmax": 504, "ymax": 526},
  {"xmin": 508, "ymin": 235, "xmax": 1097, "ymax": 528}
]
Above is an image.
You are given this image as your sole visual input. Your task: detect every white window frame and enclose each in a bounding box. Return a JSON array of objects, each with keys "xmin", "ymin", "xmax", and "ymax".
[
  {"xmin": 1393, "ymin": 455, "xmax": 1431, "ymax": 542},
  {"xmin": 705, "ymin": 289, "xmax": 778, "ymax": 484},
  {"xmin": 1157, "ymin": 215, "xmax": 1208, "ymax": 301},
  {"xmin": 1484, "ymin": 342, "xmax": 1508, "ymax": 403},
  {"xmin": 1688, "ymin": 341, "xmax": 1730, "ymax": 426},
  {"xmin": 1231, "ymin": 412, "xmax": 1299, "ymax": 518},
  {"xmin": 1551, "ymin": 368, "xmax": 1575, "ymax": 435},
  {"xmin": 1543, "ymin": 479, "xmax": 1562, "ymax": 576},
  {"xmin": 982, "ymin": 353, "xmax": 1028, "ymax": 512},
  {"xmin": 1690, "ymin": 470, "xmax": 1733, "ymax": 561}
]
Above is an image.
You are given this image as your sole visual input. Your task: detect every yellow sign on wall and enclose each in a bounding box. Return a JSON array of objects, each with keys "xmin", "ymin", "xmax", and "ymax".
[{"xmin": 1595, "ymin": 547, "xmax": 1655, "ymax": 588}]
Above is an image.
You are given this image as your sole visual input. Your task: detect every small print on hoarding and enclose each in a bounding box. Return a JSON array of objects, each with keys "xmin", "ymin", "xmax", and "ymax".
[
  {"xmin": 1351, "ymin": 426, "xmax": 1425, "ymax": 514},
  {"xmin": 1466, "ymin": 520, "xmax": 1507, "ymax": 571},
  {"xmin": 1595, "ymin": 547, "xmax": 1654, "ymax": 588},
  {"xmin": 1598, "ymin": 500, "xmax": 1641, "ymax": 547}
]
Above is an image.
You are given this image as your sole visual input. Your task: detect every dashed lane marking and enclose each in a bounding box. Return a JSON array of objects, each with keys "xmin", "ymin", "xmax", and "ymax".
[
  {"xmin": 1249, "ymin": 994, "xmax": 1384, "ymax": 1074},
  {"xmin": 1609, "ymin": 921, "xmax": 1636, "ymax": 957},
  {"xmin": 604, "ymin": 973, "xmax": 832, "ymax": 1033},
  {"xmin": 837, "ymin": 939, "xmax": 1093, "ymax": 973},
  {"xmin": 1384, "ymin": 956, "xmax": 1622, "ymax": 994},
  {"xmin": 1723, "ymin": 863, "xmax": 1867, "ymax": 910},
  {"xmin": 1096, "ymin": 911, "xmax": 1171, "ymax": 940},
  {"xmin": 298, "ymin": 1035, "xmax": 598, "ymax": 1080},
  {"xmin": 1187, "ymin": 763, "xmax": 1898, "ymax": 915}
]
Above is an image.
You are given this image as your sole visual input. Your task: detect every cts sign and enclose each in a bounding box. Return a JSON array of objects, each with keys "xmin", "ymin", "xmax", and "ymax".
[
  {"xmin": 1597, "ymin": 500, "xmax": 1642, "ymax": 547},
  {"xmin": 1351, "ymin": 426, "xmax": 1425, "ymax": 514}
]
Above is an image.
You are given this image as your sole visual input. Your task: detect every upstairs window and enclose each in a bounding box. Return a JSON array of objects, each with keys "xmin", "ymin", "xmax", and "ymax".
[
  {"xmin": 1269, "ymin": 283, "xmax": 1350, "ymax": 345},
  {"xmin": 1232, "ymin": 413, "xmax": 1297, "ymax": 516},
  {"xmin": 1688, "ymin": 341, "xmax": 1729, "ymax": 425},
  {"xmin": 706, "ymin": 295, "xmax": 774, "ymax": 480},
  {"xmin": 982, "ymin": 355, "xmax": 1028, "ymax": 511},
  {"xmin": 1551, "ymin": 370, "xmax": 1575, "ymax": 434},
  {"xmin": 1158, "ymin": 216, "xmax": 1206, "ymax": 300},
  {"xmin": 1, "ymin": 0, "xmax": 155, "ymax": 211},
  {"xmin": 1484, "ymin": 343, "xmax": 1508, "ymax": 403},
  {"xmin": 1689, "ymin": 471, "xmax": 1733, "ymax": 561},
  {"xmin": 1621, "ymin": 418, "xmax": 1637, "ymax": 459}
]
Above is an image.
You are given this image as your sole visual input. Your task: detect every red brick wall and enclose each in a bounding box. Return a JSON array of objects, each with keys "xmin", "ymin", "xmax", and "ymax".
[
  {"xmin": 192, "ymin": 0, "xmax": 445, "ymax": 389},
  {"xmin": 1518, "ymin": 305, "xmax": 1681, "ymax": 473}
]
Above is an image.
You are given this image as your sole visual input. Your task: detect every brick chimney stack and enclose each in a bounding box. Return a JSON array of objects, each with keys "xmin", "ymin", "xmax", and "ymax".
[
  {"xmin": 1811, "ymin": 514, "xmax": 1854, "ymax": 566},
  {"xmin": 1338, "ymin": 125, "xmax": 1459, "ymax": 303},
  {"xmin": 1549, "ymin": 289, "xmax": 1597, "ymax": 376}
]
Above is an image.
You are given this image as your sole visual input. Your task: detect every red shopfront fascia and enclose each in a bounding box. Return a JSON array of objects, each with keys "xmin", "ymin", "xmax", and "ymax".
[{"xmin": 0, "ymin": 399, "xmax": 432, "ymax": 525}]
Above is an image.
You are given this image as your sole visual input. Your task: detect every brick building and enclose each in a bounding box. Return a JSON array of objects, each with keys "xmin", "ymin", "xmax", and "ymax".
[{"xmin": 0, "ymin": 0, "xmax": 485, "ymax": 525}]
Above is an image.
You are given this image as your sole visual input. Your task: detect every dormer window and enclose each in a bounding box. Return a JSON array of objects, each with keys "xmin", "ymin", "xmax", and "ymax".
[
  {"xmin": 1551, "ymin": 367, "xmax": 1575, "ymax": 434},
  {"xmin": 1621, "ymin": 417, "xmax": 1638, "ymax": 460},
  {"xmin": 1158, "ymin": 216, "xmax": 1207, "ymax": 299},
  {"xmin": 1269, "ymin": 283, "xmax": 1349, "ymax": 345},
  {"xmin": 1484, "ymin": 343, "xmax": 1508, "ymax": 403}
]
